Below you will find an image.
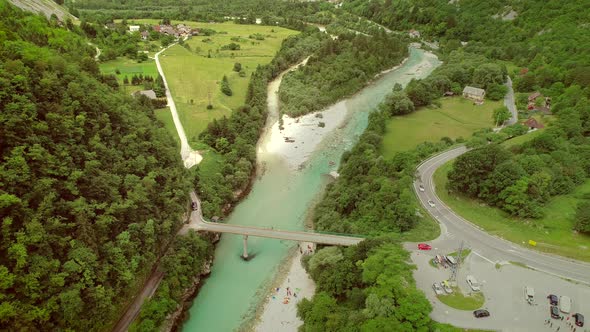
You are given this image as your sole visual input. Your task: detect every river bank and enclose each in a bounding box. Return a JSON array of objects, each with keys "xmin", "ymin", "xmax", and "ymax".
[
  {"xmin": 250, "ymin": 48, "xmax": 440, "ymax": 332},
  {"xmin": 182, "ymin": 47, "xmax": 440, "ymax": 331}
]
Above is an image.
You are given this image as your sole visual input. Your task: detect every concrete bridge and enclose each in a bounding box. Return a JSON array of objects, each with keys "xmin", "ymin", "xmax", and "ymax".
[{"xmin": 183, "ymin": 192, "xmax": 364, "ymax": 259}]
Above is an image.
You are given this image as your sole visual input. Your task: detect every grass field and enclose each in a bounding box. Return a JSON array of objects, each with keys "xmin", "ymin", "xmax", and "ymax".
[
  {"xmin": 434, "ymin": 161, "xmax": 590, "ymax": 261},
  {"xmin": 99, "ymin": 57, "xmax": 159, "ymax": 94},
  {"xmin": 382, "ymin": 97, "xmax": 501, "ymax": 157},
  {"xmin": 401, "ymin": 205, "xmax": 441, "ymax": 242},
  {"xmin": 121, "ymin": 20, "xmax": 298, "ymax": 145},
  {"xmin": 437, "ymin": 287, "xmax": 485, "ymax": 310}
]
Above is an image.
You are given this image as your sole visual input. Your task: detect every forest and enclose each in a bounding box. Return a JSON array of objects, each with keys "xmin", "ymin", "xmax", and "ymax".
[
  {"xmin": 279, "ymin": 31, "xmax": 408, "ymax": 116},
  {"xmin": 0, "ymin": 1, "xmax": 205, "ymax": 329}
]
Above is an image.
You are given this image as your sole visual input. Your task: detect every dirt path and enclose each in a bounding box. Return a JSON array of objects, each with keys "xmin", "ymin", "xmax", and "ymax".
[{"xmin": 154, "ymin": 45, "xmax": 203, "ymax": 168}]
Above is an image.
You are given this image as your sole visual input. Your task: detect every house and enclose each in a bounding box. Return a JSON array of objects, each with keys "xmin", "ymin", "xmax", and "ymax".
[
  {"xmin": 255, "ymin": 18, "xmax": 262, "ymax": 24},
  {"xmin": 523, "ymin": 117, "xmax": 544, "ymax": 130},
  {"xmin": 141, "ymin": 31, "xmax": 149, "ymax": 40},
  {"xmin": 129, "ymin": 25, "xmax": 140, "ymax": 32},
  {"xmin": 132, "ymin": 90, "xmax": 157, "ymax": 100},
  {"xmin": 153, "ymin": 25, "xmax": 161, "ymax": 32},
  {"xmin": 462, "ymin": 86, "xmax": 486, "ymax": 103},
  {"xmin": 409, "ymin": 29, "xmax": 421, "ymax": 38}
]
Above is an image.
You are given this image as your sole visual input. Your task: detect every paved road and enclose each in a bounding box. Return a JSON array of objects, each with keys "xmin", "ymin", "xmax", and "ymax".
[
  {"xmin": 154, "ymin": 45, "xmax": 202, "ymax": 168},
  {"xmin": 504, "ymin": 76, "xmax": 517, "ymax": 125},
  {"xmin": 112, "ymin": 270, "xmax": 164, "ymax": 332},
  {"xmin": 415, "ymin": 146, "xmax": 590, "ymax": 284},
  {"xmin": 182, "ymin": 192, "xmax": 363, "ymax": 246}
]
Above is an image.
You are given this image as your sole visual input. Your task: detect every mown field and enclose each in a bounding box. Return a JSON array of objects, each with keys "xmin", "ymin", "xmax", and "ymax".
[
  {"xmin": 434, "ymin": 162, "xmax": 590, "ymax": 262},
  {"xmin": 122, "ymin": 20, "xmax": 298, "ymax": 146},
  {"xmin": 381, "ymin": 97, "xmax": 501, "ymax": 157},
  {"xmin": 99, "ymin": 57, "xmax": 159, "ymax": 94}
]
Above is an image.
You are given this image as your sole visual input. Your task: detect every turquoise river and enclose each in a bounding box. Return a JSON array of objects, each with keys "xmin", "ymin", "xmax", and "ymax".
[{"xmin": 182, "ymin": 48, "xmax": 441, "ymax": 331}]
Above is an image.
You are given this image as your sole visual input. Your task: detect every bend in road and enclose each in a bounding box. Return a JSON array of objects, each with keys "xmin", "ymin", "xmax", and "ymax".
[
  {"xmin": 155, "ymin": 45, "xmax": 203, "ymax": 168},
  {"xmin": 415, "ymin": 146, "xmax": 590, "ymax": 285}
]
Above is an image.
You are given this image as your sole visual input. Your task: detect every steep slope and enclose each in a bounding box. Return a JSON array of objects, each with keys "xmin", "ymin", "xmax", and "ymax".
[
  {"xmin": 8, "ymin": 0, "xmax": 77, "ymax": 21},
  {"xmin": 0, "ymin": 1, "xmax": 192, "ymax": 330}
]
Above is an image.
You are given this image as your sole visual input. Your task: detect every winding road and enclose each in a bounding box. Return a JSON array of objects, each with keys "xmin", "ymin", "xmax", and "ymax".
[{"xmin": 414, "ymin": 146, "xmax": 590, "ymax": 284}]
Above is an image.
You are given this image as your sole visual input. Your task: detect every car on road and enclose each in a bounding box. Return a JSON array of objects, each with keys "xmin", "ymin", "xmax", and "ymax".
[
  {"xmin": 432, "ymin": 282, "xmax": 444, "ymax": 295},
  {"xmin": 442, "ymin": 280, "xmax": 453, "ymax": 294},
  {"xmin": 466, "ymin": 275, "xmax": 480, "ymax": 291},
  {"xmin": 524, "ymin": 286, "xmax": 534, "ymax": 304},
  {"xmin": 574, "ymin": 313, "xmax": 584, "ymax": 327},
  {"xmin": 427, "ymin": 200, "xmax": 436, "ymax": 207},
  {"xmin": 547, "ymin": 294, "xmax": 558, "ymax": 306},
  {"xmin": 550, "ymin": 306, "xmax": 560, "ymax": 319},
  {"xmin": 419, "ymin": 184, "xmax": 425, "ymax": 192},
  {"xmin": 559, "ymin": 295, "xmax": 571, "ymax": 313},
  {"xmin": 191, "ymin": 201, "xmax": 198, "ymax": 211},
  {"xmin": 418, "ymin": 243, "xmax": 432, "ymax": 250},
  {"xmin": 473, "ymin": 309, "xmax": 490, "ymax": 318}
]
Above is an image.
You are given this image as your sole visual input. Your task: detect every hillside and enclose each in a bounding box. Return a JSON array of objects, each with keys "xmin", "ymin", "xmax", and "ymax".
[
  {"xmin": 8, "ymin": 0, "xmax": 77, "ymax": 21},
  {"xmin": 0, "ymin": 1, "xmax": 196, "ymax": 330}
]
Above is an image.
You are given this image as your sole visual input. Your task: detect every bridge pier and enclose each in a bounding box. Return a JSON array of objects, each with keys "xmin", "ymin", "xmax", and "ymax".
[{"xmin": 241, "ymin": 235, "xmax": 249, "ymax": 260}]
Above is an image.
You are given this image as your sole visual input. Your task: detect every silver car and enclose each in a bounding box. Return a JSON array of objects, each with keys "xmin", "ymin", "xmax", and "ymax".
[
  {"xmin": 428, "ymin": 200, "xmax": 436, "ymax": 207},
  {"xmin": 432, "ymin": 282, "xmax": 444, "ymax": 295}
]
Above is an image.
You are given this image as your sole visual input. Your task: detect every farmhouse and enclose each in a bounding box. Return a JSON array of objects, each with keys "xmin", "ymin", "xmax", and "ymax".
[
  {"xmin": 462, "ymin": 86, "xmax": 486, "ymax": 103},
  {"xmin": 129, "ymin": 25, "xmax": 140, "ymax": 32}
]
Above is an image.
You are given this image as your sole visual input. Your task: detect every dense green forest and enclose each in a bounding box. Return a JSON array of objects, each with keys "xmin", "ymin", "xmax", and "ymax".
[
  {"xmin": 279, "ymin": 31, "xmax": 408, "ymax": 116},
  {"xmin": 0, "ymin": 1, "xmax": 201, "ymax": 329}
]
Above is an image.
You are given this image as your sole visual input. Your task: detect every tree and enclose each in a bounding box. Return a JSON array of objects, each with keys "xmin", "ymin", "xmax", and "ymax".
[
  {"xmin": 492, "ymin": 106, "xmax": 511, "ymax": 126},
  {"xmin": 233, "ymin": 62, "xmax": 242, "ymax": 72},
  {"xmin": 379, "ymin": 90, "xmax": 415, "ymax": 115},
  {"xmin": 573, "ymin": 201, "xmax": 590, "ymax": 233},
  {"xmin": 220, "ymin": 75, "xmax": 232, "ymax": 96}
]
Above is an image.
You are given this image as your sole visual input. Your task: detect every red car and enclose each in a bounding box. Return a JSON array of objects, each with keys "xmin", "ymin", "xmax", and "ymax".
[{"xmin": 418, "ymin": 243, "xmax": 432, "ymax": 250}]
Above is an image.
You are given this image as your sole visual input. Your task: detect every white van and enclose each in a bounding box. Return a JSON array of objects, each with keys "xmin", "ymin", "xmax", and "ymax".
[
  {"xmin": 560, "ymin": 296, "xmax": 571, "ymax": 313},
  {"xmin": 524, "ymin": 286, "xmax": 534, "ymax": 304},
  {"xmin": 446, "ymin": 255, "xmax": 457, "ymax": 266}
]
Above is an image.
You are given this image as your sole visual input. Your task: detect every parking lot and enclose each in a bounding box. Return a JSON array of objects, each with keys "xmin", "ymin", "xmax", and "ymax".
[{"xmin": 411, "ymin": 249, "xmax": 590, "ymax": 331}]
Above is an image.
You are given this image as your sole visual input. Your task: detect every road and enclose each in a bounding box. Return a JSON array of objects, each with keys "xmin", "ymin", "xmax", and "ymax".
[
  {"xmin": 504, "ymin": 76, "xmax": 517, "ymax": 125},
  {"xmin": 154, "ymin": 45, "xmax": 203, "ymax": 168},
  {"xmin": 182, "ymin": 192, "xmax": 363, "ymax": 246},
  {"xmin": 112, "ymin": 270, "xmax": 164, "ymax": 332},
  {"xmin": 414, "ymin": 146, "xmax": 590, "ymax": 284}
]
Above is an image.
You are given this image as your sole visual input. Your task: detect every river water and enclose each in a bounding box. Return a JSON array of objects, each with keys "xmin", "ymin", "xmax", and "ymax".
[{"xmin": 182, "ymin": 48, "xmax": 440, "ymax": 331}]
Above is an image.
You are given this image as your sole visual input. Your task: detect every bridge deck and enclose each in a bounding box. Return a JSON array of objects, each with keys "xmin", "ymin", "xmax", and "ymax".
[{"xmin": 186, "ymin": 214, "xmax": 363, "ymax": 246}]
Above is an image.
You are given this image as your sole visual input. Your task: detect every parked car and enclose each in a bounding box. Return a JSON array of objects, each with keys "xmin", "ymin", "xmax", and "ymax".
[
  {"xmin": 547, "ymin": 294, "xmax": 558, "ymax": 306},
  {"xmin": 191, "ymin": 201, "xmax": 198, "ymax": 211},
  {"xmin": 442, "ymin": 280, "xmax": 453, "ymax": 294},
  {"xmin": 428, "ymin": 200, "xmax": 436, "ymax": 207},
  {"xmin": 524, "ymin": 286, "xmax": 535, "ymax": 304},
  {"xmin": 559, "ymin": 296, "xmax": 571, "ymax": 313},
  {"xmin": 418, "ymin": 243, "xmax": 432, "ymax": 250},
  {"xmin": 419, "ymin": 184, "xmax": 425, "ymax": 192},
  {"xmin": 473, "ymin": 309, "xmax": 490, "ymax": 318},
  {"xmin": 432, "ymin": 282, "xmax": 444, "ymax": 295},
  {"xmin": 550, "ymin": 306, "xmax": 560, "ymax": 319},
  {"xmin": 574, "ymin": 313, "xmax": 584, "ymax": 327},
  {"xmin": 466, "ymin": 275, "xmax": 480, "ymax": 291}
]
